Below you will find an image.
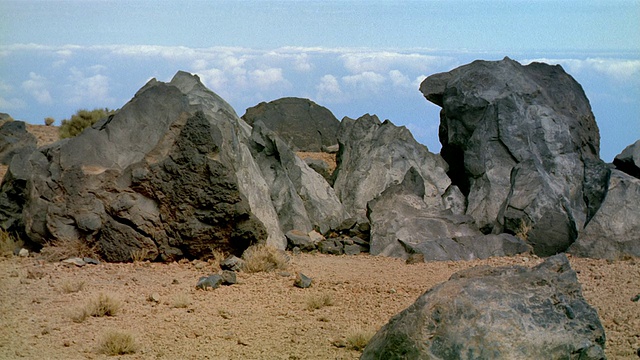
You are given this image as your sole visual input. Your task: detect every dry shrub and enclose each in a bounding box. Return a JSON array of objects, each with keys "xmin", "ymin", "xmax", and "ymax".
[
  {"xmin": 61, "ymin": 280, "xmax": 85, "ymax": 294},
  {"xmin": 346, "ymin": 328, "xmax": 374, "ymax": 351},
  {"xmin": 72, "ymin": 293, "xmax": 121, "ymax": 323},
  {"xmin": 171, "ymin": 293, "xmax": 191, "ymax": 309},
  {"xmin": 241, "ymin": 244, "xmax": 289, "ymax": 273},
  {"xmin": 306, "ymin": 293, "xmax": 334, "ymax": 311},
  {"xmin": 44, "ymin": 117, "xmax": 55, "ymax": 126},
  {"xmin": 0, "ymin": 229, "xmax": 22, "ymax": 256},
  {"xmin": 40, "ymin": 238, "xmax": 99, "ymax": 262},
  {"xmin": 99, "ymin": 330, "xmax": 138, "ymax": 355},
  {"xmin": 130, "ymin": 249, "xmax": 147, "ymax": 263},
  {"xmin": 209, "ymin": 248, "xmax": 227, "ymax": 272},
  {"xmin": 515, "ymin": 219, "xmax": 533, "ymax": 242}
]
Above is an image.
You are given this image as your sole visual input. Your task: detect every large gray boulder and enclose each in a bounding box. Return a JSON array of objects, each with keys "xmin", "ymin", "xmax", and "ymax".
[
  {"xmin": 0, "ymin": 71, "xmax": 288, "ymax": 261},
  {"xmin": 367, "ymin": 167, "xmax": 530, "ymax": 260},
  {"xmin": 362, "ymin": 254, "xmax": 606, "ymax": 359},
  {"xmin": 332, "ymin": 114, "xmax": 460, "ymax": 222},
  {"xmin": 568, "ymin": 170, "xmax": 640, "ymax": 259},
  {"xmin": 613, "ymin": 139, "xmax": 640, "ymax": 178},
  {"xmin": 0, "ymin": 120, "xmax": 36, "ymax": 166},
  {"xmin": 249, "ymin": 121, "xmax": 348, "ymax": 234},
  {"xmin": 421, "ymin": 57, "xmax": 609, "ymax": 256},
  {"xmin": 241, "ymin": 97, "xmax": 340, "ymax": 152}
]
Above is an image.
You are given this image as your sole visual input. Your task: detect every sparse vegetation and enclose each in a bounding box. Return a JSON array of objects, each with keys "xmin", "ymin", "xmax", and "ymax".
[
  {"xmin": 130, "ymin": 249, "xmax": 148, "ymax": 263},
  {"xmin": 61, "ymin": 280, "xmax": 85, "ymax": 294},
  {"xmin": 71, "ymin": 293, "xmax": 122, "ymax": 323},
  {"xmin": 345, "ymin": 328, "xmax": 374, "ymax": 351},
  {"xmin": 209, "ymin": 248, "xmax": 227, "ymax": 272},
  {"xmin": 99, "ymin": 330, "xmax": 138, "ymax": 355},
  {"xmin": 59, "ymin": 108, "xmax": 114, "ymax": 139},
  {"xmin": 0, "ymin": 229, "xmax": 22, "ymax": 256},
  {"xmin": 40, "ymin": 238, "xmax": 99, "ymax": 262},
  {"xmin": 171, "ymin": 293, "xmax": 191, "ymax": 309},
  {"xmin": 44, "ymin": 116, "xmax": 55, "ymax": 126},
  {"xmin": 240, "ymin": 243, "xmax": 289, "ymax": 273},
  {"xmin": 515, "ymin": 218, "xmax": 533, "ymax": 242},
  {"xmin": 306, "ymin": 293, "xmax": 334, "ymax": 311}
]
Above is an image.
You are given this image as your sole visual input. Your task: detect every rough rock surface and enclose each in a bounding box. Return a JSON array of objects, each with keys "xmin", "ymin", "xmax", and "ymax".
[
  {"xmin": 249, "ymin": 121, "xmax": 347, "ymax": 235},
  {"xmin": 0, "ymin": 72, "xmax": 284, "ymax": 261},
  {"xmin": 362, "ymin": 254, "xmax": 606, "ymax": 360},
  {"xmin": 568, "ymin": 170, "xmax": 640, "ymax": 259},
  {"xmin": 242, "ymin": 97, "xmax": 340, "ymax": 152},
  {"xmin": 613, "ymin": 140, "xmax": 640, "ymax": 179},
  {"xmin": 332, "ymin": 114, "xmax": 459, "ymax": 222},
  {"xmin": 367, "ymin": 167, "xmax": 530, "ymax": 260},
  {"xmin": 421, "ymin": 57, "xmax": 609, "ymax": 256},
  {"xmin": 0, "ymin": 121, "xmax": 37, "ymax": 165}
]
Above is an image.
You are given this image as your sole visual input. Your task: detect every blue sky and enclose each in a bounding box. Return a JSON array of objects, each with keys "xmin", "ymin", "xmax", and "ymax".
[{"xmin": 1, "ymin": 0, "xmax": 639, "ymax": 161}]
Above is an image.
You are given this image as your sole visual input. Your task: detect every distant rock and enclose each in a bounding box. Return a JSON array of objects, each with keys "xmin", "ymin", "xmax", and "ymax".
[
  {"xmin": 0, "ymin": 121, "xmax": 37, "ymax": 165},
  {"xmin": 362, "ymin": 254, "xmax": 606, "ymax": 359},
  {"xmin": 0, "ymin": 113, "xmax": 13, "ymax": 123},
  {"xmin": 613, "ymin": 139, "xmax": 640, "ymax": 178},
  {"xmin": 196, "ymin": 274, "xmax": 223, "ymax": 290},
  {"xmin": 332, "ymin": 114, "xmax": 458, "ymax": 222},
  {"xmin": 294, "ymin": 272, "xmax": 312, "ymax": 288},
  {"xmin": 242, "ymin": 97, "xmax": 340, "ymax": 152},
  {"xmin": 421, "ymin": 57, "xmax": 609, "ymax": 256},
  {"xmin": 569, "ymin": 169, "xmax": 640, "ymax": 259}
]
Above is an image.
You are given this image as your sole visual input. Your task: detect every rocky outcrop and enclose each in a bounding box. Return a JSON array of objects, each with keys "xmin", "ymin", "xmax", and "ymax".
[
  {"xmin": 0, "ymin": 121, "xmax": 36, "ymax": 165},
  {"xmin": 362, "ymin": 254, "xmax": 606, "ymax": 359},
  {"xmin": 249, "ymin": 121, "xmax": 348, "ymax": 235},
  {"xmin": 332, "ymin": 114, "xmax": 460, "ymax": 222},
  {"xmin": 613, "ymin": 140, "xmax": 640, "ymax": 178},
  {"xmin": 421, "ymin": 57, "xmax": 609, "ymax": 256},
  {"xmin": 367, "ymin": 167, "xmax": 530, "ymax": 260},
  {"xmin": 568, "ymin": 170, "xmax": 640, "ymax": 259},
  {"xmin": 0, "ymin": 72, "xmax": 287, "ymax": 261},
  {"xmin": 241, "ymin": 97, "xmax": 340, "ymax": 152}
]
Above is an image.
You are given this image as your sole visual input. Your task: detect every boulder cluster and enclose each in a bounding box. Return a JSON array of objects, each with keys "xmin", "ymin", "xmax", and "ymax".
[{"xmin": 1, "ymin": 58, "xmax": 638, "ymax": 263}]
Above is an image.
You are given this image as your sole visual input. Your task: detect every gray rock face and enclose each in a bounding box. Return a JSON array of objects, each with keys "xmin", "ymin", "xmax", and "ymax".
[
  {"xmin": 332, "ymin": 114, "xmax": 458, "ymax": 222},
  {"xmin": 421, "ymin": 57, "xmax": 608, "ymax": 256},
  {"xmin": 0, "ymin": 71, "xmax": 286, "ymax": 261},
  {"xmin": 242, "ymin": 97, "xmax": 340, "ymax": 152},
  {"xmin": 568, "ymin": 170, "xmax": 640, "ymax": 259},
  {"xmin": 613, "ymin": 140, "xmax": 640, "ymax": 178},
  {"xmin": 0, "ymin": 121, "xmax": 37, "ymax": 165},
  {"xmin": 249, "ymin": 121, "xmax": 348, "ymax": 235},
  {"xmin": 367, "ymin": 167, "xmax": 530, "ymax": 260},
  {"xmin": 362, "ymin": 254, "xmax": 606, "ymax": 360}
]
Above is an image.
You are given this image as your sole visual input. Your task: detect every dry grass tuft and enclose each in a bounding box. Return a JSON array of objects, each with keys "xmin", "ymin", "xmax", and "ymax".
[
  {"xmin": 306, "ymin": 293, "xmax": 334, "ymax": 311},
  {"xmin": 345, "ymin": 328, "xmax": 374, "ymax": 351},
  {"xmin": 241, "ymin": 244, "xmax": 289, "ymax": 273},
  {"xmin": 171, "ymin": 293, "xmax": 191, "ymax": 309},
  {"xmin": 130, "ymin": 249, "xmax": 147, "ymax": 263},
  {"xmin": 40, "ymin": 238, "xmax": 99, "ymax": 262},
  {"xmin": 515, "ymin": 218, "xmax": 533, "ymax": 242},
  {"xmin": 208, "ymin": 248, "xmax": 227, "ymax": 272},
  {"xmin": 61, "ymin": 280, "xmax": 85, "ymax": 294},
  {"xmin": 71, "ymin": 293, "xmax": 122, "ymax": 323},
  {"xmin": 0, "ymin": 229, "xmax": 22, "ymax": 256},
  {"xmin": 99, "ymin": 330, "xmax": 138, "ymax": 355}
]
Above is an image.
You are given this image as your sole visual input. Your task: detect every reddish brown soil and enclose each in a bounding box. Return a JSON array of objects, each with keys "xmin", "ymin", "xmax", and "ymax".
[{"xmin": 0, "ymin": 253, "xmax": 638, "ymax": 359}]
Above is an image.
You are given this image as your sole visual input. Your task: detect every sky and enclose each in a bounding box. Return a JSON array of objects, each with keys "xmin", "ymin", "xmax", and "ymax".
[{"xmin": 1, "ymin": 1, "xmax": 639, "ymax": 161}]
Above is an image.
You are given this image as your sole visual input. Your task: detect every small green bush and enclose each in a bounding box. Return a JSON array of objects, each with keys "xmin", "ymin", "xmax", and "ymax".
[
  {"xmin": 59, "ymin": 108, "xmax": 113, "ymax": 138},
  {"xmin": 44, "ymin": 117, "xmax": 55, "ymax": 126}
]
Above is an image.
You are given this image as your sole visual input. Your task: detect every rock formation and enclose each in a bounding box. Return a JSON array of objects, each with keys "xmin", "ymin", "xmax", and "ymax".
[
  {"xmin": 242, "ymin": 97, "xmax": 340, "ymax": 152},
  {"xmin": 421, "ymin": 57, "xmax": 610, "ymax": 256},
  {"xmin": 362, "ymin": 254, "xmax": 606, "ymax": 359},
  {"xmin": 613, "ymin": 140, "xmax": 640, "ymax": 178},
  {"xmin": 0, "ymin": 121, "xmax": 37, "ymax": 165},
  {"xmin": 0, "ymin": 72, "xmax": 290, "ymax": 261}
]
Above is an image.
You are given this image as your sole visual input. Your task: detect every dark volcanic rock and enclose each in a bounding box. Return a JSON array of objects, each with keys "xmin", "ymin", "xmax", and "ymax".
[
  {"xmin": 0, "ymin": 72, "xmax": 278, "ymax": 261},
  {"xmin": 0, "ymin": 121, "xmax": 37, "ymax": 165},
  {"xmin": 613, "ymin": 139, "xmax": 640, "ymax": 178},
  {"xmin": 242, "ymin": 97, "xmax": 340, "ymax": 152},
  {"xmin": 362, "ymin": 254, "xmax": 606, "ymax": 360},
  {"xmin": 332, "ymin": 114, "xmax": 459, "ymax": 222},
  {"xmin": 421, "ymin": 57, "xmax": 609, "ymax": 256}
]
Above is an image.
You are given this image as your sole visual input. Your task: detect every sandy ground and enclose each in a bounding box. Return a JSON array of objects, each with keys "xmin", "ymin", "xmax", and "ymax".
[{"xmin": 0, "ymin": 253, "xmax": 638, "ymax": 359}]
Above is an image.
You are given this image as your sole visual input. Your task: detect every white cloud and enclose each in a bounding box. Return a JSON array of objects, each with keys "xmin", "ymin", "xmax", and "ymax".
[
  {"xmin": 342, "ymin": 71, "xmax": 386, "ymax": 93},
  {"xmin": 0, "ymin": 96, "xmax": 27, "ymax": 110},
  {"xmin": 250, "ymin": 68, "xmax": 289, "ymax": 90},
  {"xmin": 316, "ymin": 74, "xmax": 344, "ymax": 103},
  {"xmin": 389, "ymin": 69, "xmax": 411, "ymax": 88},
  {"xmin": 21, "ymin": 72, "xmax": 53, "ymax": 105},
  {"xmin": 66, "ymin": 67, "xmax": 113, "ymax": 105},
  {"xmin": 521, "ymin": 57, "xmax": 640, "ymax": 83},
  {"xmin": 341, "ymin": 51, "xmax": 454, "ymax": 74}
]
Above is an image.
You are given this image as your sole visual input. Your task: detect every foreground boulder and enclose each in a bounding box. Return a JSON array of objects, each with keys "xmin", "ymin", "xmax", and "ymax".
[
  {"xmin": 0, "ymin": 72, "xmax": 284, "ymax": 261},
  {"xmin": 0, "ymin": 121, "xmax": 36, "ymax": 165},
  {"xmin": 362, "ymin": 254, "xmax": 606, "ymax": 359},
  {"xmin": 242, "ymin": 97, "xmax": 340, "ymax": 152},
  {"xmin": 613, "ymin": 140, "xmax": 640, "ymax": 178},
  {"xmin": 421, "ymin": 57, "xmax": 609, "ymax": 256}
]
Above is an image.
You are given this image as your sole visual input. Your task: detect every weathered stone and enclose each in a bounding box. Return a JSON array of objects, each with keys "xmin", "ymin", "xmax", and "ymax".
[
  {"xmin": 399, "ymin": 234, "xmax": 531, "ymax": 262},
  {"xmin": 332, "ymin": 114, "xmax": 456, "ymax": 222},
  {"xmin": 421, "ymin": 57, "xmax": 608, "ymax": 256},
  {"xmin": 17, "ymin": 248, "xmax": 28, "ymax": 257},
  {"xmin": 220, "ymin": 255, "xmax": 244, "ymax": 272},
  {"xmin": 568, "ymin": 170, "xmax": 640, "ymax": 259},
  {"xmin": 242, "ymin": 97, "xmax": 340, "ymax": 152},
  {"xmin": 196, "ymin": 274, "xmax": 223, "ymax": 290},
  {"xmin": 285, "ymin": 229, "xmax": 316, "ymax": 251},
  {"xmin": 304, "ymin": 158, "xmax": 332, "ymax": 182},
  {"xmin": 343, "ymin": 244, "xmax": 366, "ymax": 255},
  {"xmin": 0, "ymin": 121, "xmax": 37, "ymax": 166},
  {"xmin": 613, "ymin": 139, "xmax": 640, "ymax": 178},
  {"xmin": 362, "ymin": 254, "xmax": 606, "ymax": 360},
  {"xmin": 294, "ymin": 272, "xmax": 312, "ymax": 288},
  {"xmin": 317, "ymin": 239, "xmax": 343, "ymax": 255},
  {"xmin": 62, "ymin": 257, "xmax": 85, "ymax": 267},
  {"xmin": 220, "ymin": 270, "xmax": 237, "ymax": 285}
]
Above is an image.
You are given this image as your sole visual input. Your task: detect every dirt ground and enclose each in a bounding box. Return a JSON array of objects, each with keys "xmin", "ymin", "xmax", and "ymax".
[{"xmin": 0, "ymin": 253, "xmax": 638, "ymax": 359}]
